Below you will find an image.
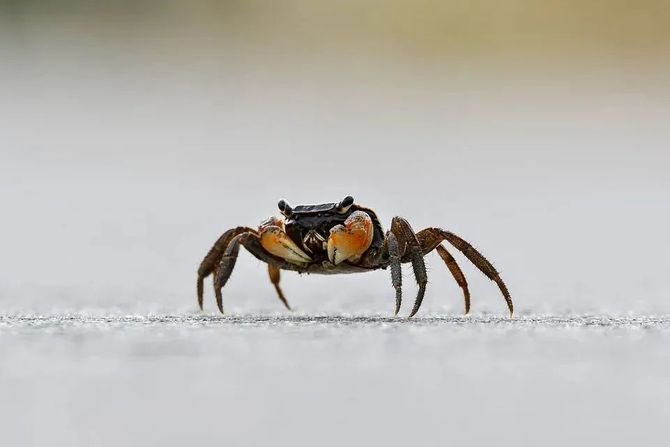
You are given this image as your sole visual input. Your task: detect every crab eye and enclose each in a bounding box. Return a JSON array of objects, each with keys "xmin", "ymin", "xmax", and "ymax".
[
  {"xmin": 278, "ymin": 199, "xmax": 293, "ymax": 216},
  {"xmin": 337, "ymin": 195, "xmax": 354, "ymax": 214}
]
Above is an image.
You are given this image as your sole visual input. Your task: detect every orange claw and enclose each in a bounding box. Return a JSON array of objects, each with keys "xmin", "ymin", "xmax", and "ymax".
[
  {"xmin": 259, "ymin": 224, "xmax": 312, "ymax": 265},
  {"xmin": 327, "ymin": 211, "xmax": 374, "ymax": 265}
]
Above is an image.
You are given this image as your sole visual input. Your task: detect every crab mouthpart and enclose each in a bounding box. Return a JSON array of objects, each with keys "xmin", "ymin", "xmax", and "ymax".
[
  {"xmin": 302, "ymin": 229, "xmax": 327, "ymax": 255},
  {"xmin": 327, "ymin": 211, "xmax": 374, "ymax": 265},
  {"xmin": 260, "ymin": 226, "xmax": 312, "ymax": 265}
]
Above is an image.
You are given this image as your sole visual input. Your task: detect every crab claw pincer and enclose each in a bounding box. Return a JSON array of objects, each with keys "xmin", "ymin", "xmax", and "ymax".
[
  {"xmin": 259, "ymin": 225, "xmax": 312, "ymax": 265},
  {"xmin": 327, "ymin": 211, "xmax": 374, "ymax": 265}
]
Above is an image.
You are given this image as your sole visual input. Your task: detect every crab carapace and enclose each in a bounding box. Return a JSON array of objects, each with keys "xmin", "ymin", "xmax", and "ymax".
[{"xmin": 197, "ymin": 196, "xmax": 513, "ymax": 317}]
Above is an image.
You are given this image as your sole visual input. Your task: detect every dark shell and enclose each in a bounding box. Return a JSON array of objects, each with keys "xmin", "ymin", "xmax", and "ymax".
[
  {"xmin": 282, "ymin": 202, "xmax": 384, "ymax": 264},
  {"xmin": 290, "ymin": 203, "xmax": 338, "ymax": 215}
]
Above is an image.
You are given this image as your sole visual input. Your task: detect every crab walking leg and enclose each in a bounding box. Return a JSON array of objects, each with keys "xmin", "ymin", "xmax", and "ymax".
[
  {"xmin": 435, "ymin": 245, "xmax": 471, "ymax": 314},
  {"xmin": 214, "ymin": 232, "xmax": 303, "ymax": 314},
  {"xmin": 213, "ymin": 233, "xmax": 245, "ymax": 314},
  {"xmin": 197, "ymin": 226, "xmax": 257, "ymax": 310},
  {"xmin": 407, "ymin": 253, "xmax": 428, "ymax": 318},
  {"xmin": 416, "ymin": 228, "xmax": 513, "ymax": 316},
  {"xmin": 385, "ymin": 231, "xmax": 403, "ymax": 316},
  {"xmin": 268, "ymin": 264, "xmax": 291, "ymax": 310},
  {"xmin": 390, "ymin": 217, "xmax": 428, "ymax": 318}
]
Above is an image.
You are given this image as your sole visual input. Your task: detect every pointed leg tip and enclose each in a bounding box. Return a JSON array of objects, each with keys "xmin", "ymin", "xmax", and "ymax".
[{"xmin": 279, "ymin": 297, "xmax": 292, "ymax": 311}]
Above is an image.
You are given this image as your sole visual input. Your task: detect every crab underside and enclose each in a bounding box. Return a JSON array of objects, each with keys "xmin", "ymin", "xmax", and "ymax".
[{"xmin": 197, "ymin": 196, "xmax": 513, "ymax": 317}]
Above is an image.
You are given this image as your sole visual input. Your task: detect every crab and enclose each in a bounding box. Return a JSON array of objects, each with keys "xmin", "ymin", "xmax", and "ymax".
[{"xmin": 197, "ymin": 196, "xmax": 513, "ymax": 317}]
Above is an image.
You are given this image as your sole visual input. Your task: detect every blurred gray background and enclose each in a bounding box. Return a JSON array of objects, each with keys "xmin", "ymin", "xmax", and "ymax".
[
  {"xmin": 1, "ymin": 0, "xmax": 669, "ymax": 315},
  {"xmin": 1, "ymin": 3, "xmax": 669, "ymax": 446}
]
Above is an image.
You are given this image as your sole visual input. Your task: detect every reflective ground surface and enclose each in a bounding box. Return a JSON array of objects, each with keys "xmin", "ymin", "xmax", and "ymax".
[{"xmin": 1, "ymin": 312, "xmax": 668, "ymax": 446}]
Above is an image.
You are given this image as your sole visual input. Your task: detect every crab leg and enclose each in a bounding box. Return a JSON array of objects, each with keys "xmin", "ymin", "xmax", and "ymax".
[
  {"xmin": 213, "ymin": 232, "xmax": 247, "ymax": 313},
  {"xmin": 268, "ymin": 264, "xmax": 291, "ymax": 310},
  {"xmin": 386, "ymin": 231, "xmax": 403, "ymax": 316},
  {"xmin": 436, "ymin": 245, "xmax": 471, "ymax": 314},
  {"xmin": 416, "ymin": 227, "xmax": 513, "ymax": 316},
  {"xmin": 390, "ymin": 217, "xmax": 428, "ymax": 318},
  {"xmin": 213, "ymin": 232, "xmax": 306, "ymax": 313},
  {"xmin": 196, "ymin": 226, "xmax": 257, "ymax": 310}
]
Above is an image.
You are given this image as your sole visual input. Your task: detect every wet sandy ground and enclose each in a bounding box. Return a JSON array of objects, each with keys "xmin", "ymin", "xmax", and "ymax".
[
  {"xmin": 2, "ymin": 313, "xmax": 670, "ymax": 330},
  {"xmin": 1, "ymin": 312, "xmax": 668, "ymax": 447}
]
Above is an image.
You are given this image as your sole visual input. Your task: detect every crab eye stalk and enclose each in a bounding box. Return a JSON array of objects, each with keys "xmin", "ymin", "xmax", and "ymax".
[
  {"xmin": 337, "ymin": 195, "xmax": 354, "ymax": 214},
  {"xmin": 278, "ymin": 199, "xmax": 293, "ymax": 217}
]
